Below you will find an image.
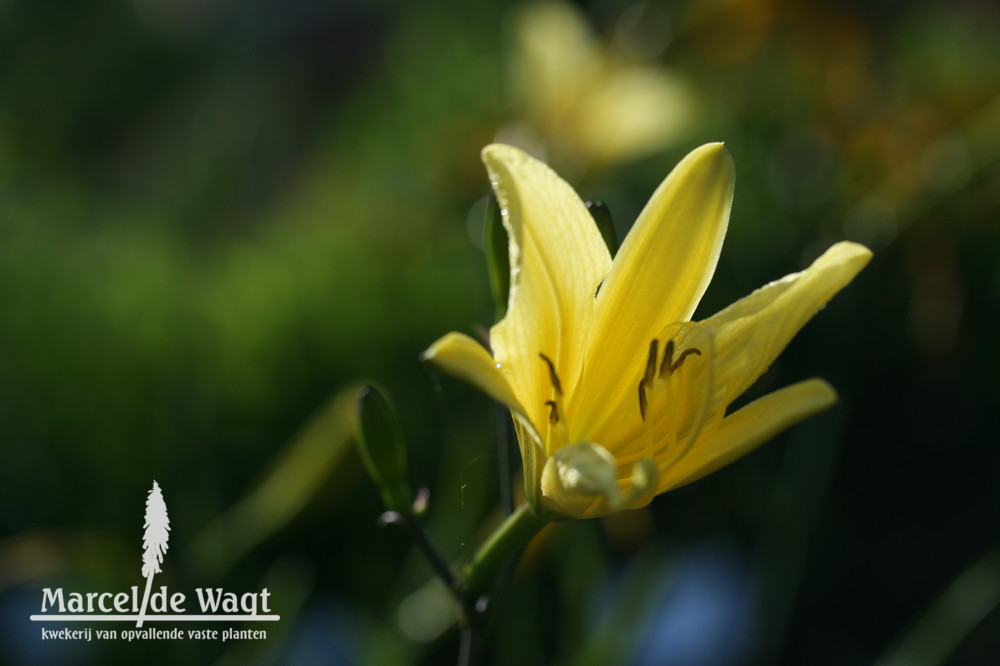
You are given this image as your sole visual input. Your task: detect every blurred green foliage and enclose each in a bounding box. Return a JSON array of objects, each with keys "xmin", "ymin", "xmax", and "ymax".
[{"xmin": 0, "ymin": 0, "xmax": 997, "ymax": 664}]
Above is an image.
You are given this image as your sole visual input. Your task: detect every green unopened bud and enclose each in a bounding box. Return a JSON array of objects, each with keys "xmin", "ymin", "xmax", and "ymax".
[
  {"xmin": 483, "ymin": 195, "xmax": 510, "ymax": 322},
  {"xmin": 355, "ymin": 385, "xmax": 413, "ymax": 514},
  {"xmin": 585, "ymin": 200, "xmax": 619, "ymax": 257}
]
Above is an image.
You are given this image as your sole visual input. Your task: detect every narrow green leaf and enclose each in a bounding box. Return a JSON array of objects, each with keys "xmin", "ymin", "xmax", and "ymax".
[{"xmin": 186, "ymin": 387, "xmax": 359, "ymax": 577}]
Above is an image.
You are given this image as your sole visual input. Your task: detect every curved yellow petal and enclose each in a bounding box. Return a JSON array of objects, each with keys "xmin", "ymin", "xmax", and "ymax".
[
  {"xmin": 704, "ymin": 241, "xmax": 872, "ymax": 408},
  {"xmin": 483, "ymin": 144, "xmax": 612, "ymax": 428},
  {"xmin": 569, "ymin": 143, "xmax": 734, "ymax": 435},
  {"xmin": 422, "ymin": 332, "xmax": 529, "ymax": 419},
  {"xmin": 661, "ymin": 379, "xmax": 838, "ymax": 491},
  {"xmin": 422, "ymin": 331, "xmax": 549, "ymax": 511}
]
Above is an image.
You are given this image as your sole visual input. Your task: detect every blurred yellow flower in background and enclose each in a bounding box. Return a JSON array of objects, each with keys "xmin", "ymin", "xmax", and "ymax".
[
  {"xmin": 425, "ymin": 143, "xmax": 871, "ymax": 519},
  {"xmin": 502, "ymin": 1, "xmax": 695, "ymax": 170}
]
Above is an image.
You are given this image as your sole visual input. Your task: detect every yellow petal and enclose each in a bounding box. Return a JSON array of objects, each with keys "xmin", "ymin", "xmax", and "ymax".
[
  {"xmin": 421, "ymin": 332, "xmax": 528, "ymax": 418},
  {"xmin": 568, "ymin": 143, "xmax": 734, "ymax": 436},
  {"xmin": 423, "ymin": 332, "xmax": 549, "ymax": 510},
  {"xmin": 661, "ymin": 379, "xmax": 838, "ymax": 491},
  {"xmin": 704, "ymin": 241, "xmax": 872, "ymax": 409},
  {"xmin": 483, "ymin": 144, "xmax": 612, "ymax": 428}
]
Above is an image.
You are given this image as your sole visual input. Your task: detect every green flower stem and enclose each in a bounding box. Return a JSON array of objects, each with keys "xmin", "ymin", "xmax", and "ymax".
[
  {"xmin": 379, "ymin": 511, "xmax": 464, "ymax": 606},
  {"xmin": 404, "ymin": 514, "xmax": 464, "ymax": 603},
  {"xmin": 462, "ymin": 503, "xmax": 550, "ymax": 602}
]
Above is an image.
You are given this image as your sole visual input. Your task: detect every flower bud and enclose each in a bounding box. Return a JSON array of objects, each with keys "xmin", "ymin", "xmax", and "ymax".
[{"xmin": 355, "ymin": 385, "xmax": 413, "ymax": 514}]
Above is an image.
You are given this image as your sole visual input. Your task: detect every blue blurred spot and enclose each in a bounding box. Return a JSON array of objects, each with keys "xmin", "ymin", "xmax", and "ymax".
[
  {"xmin": 0, "ymin": 586, "xmax": 94, "ymax": 666},
  {"xmin": 632, "ymin": 543, "xmax": 753, "ymax": 666},
  {"xmin": 278, "ymin": 601, "xmax": 357, "ymax": 666}
]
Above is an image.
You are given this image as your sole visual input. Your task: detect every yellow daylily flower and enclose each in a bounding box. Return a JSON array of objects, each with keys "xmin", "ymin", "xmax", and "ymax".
[
  {"xmin": 424, "ymin": 143, "xmax": 871, "ymax": 519},
  {"xmin": 505, "ymin": 1, "xmax": 694, "ymax": 169}
]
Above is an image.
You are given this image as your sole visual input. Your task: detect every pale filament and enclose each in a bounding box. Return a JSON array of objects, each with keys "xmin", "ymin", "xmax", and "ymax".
[
  {"xmin": 659, "ymin": 331, "xmax": 716, "ymax": 474},
  {"xmin": 628, "ymin": 333, "xmax": 706, "ymax": 478}
]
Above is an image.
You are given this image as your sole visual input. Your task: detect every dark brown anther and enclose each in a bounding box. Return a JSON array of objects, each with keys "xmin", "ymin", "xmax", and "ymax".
[
  {"xmin": 659, "ymin": 339, "xmax": 702, "ymax": 375},
  {"xmin": 659, "ymin": 340, "xmax": 675, "ymax": 378},
  {"xmin": 638, "ymin": 339, "xmax": 659, "ymax": 422},
  {"xmin": 640, "ymin": 337, "xmax": 704, "ymax": 419},
  {"xmin": 545, "ymin": 399, "xmax": 560, "ymax": 424},
  {"xmin": 670, "ymin": 348, "xmax": 702, "ymax": 374},
  {"xmin": 638, "ymin": 381, "xmax": 648, "ymax": 422},
  {"xmin": 538, "ymin": 352, "xmax": 563, "ymax": 396},
  {"xmin": 644, "ymin": 339, "xmax": 659, "ymax": 384}
]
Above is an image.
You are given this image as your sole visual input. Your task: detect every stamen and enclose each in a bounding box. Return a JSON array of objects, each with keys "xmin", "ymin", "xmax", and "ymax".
[
  {"xmin": 637, "ymin": 339, "xmax": 659, "ymax": 422},
  {"xmin": 538, "ymin": 352, "xmax": 563, "ymax": 396},
  {"xmin": 659, "ymin": 338, "xmax": 702, "ymax": 376},
  {"xmin": 539, "ymin": 352, "xmax": 570, "ymax": 450},
  {"xmin": 660, "ymin": 332, "xmax": 715, "ymax": 473},
  {"xmin": 670, "ymin": 348, "xmax": 702, "ymax": 374},
  {"xmin": 659, "ymin": 340, "xmax": 675, "ymax": 378},
  {"xmin": 638, "ymin": 382, "xmax": 648, "ymax": 422},
  {"xmin": 643, "ymin": 339, "xmax": 659, "ymax": 385}
]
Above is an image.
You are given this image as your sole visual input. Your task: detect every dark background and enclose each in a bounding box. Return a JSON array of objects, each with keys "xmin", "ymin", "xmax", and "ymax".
[{"xmin": 0, "ymin": 0, "xmax": 997, "ymax": 664}]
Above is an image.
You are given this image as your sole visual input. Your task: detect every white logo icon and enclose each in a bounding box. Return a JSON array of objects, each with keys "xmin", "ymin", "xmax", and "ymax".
[
  {"xmin": 138, "ymin": 481, "xmax": 170, "ymax": 628},
  {"xmin": 30, "ymin": 480, "xmax": 279, "ymax": 635}
]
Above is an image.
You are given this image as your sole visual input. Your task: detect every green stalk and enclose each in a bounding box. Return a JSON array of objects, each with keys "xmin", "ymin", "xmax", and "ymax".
[{"xmin": 462, "ymin": 503, "xmax": 550, "ymax": 602}]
